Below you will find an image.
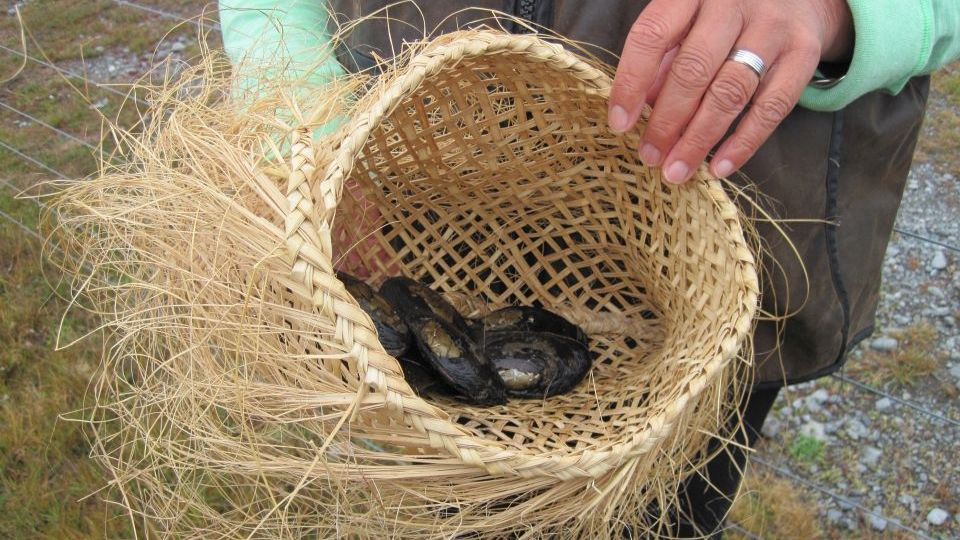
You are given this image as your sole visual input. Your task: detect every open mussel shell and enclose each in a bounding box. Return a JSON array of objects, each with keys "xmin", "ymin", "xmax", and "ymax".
[
  {"xmin": 470, "ymin": 306, "xmax": 588, "ymax": 345},
  {"xmin": 409, "ymin": 316, "xmax": 507, "ymax": 406},
  {"xmin": 481, "ymin": 331, "xmax": 592, "ymax": 398},
  {"xmin": 337, "ymin": 272, "xmax": 411, "ymax": 358}
]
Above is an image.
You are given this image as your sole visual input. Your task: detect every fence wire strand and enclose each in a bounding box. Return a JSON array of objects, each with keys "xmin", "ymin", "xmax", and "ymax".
[{"xmin": 0, "ymin": 100, "xmax": 97, "ymax": 150}]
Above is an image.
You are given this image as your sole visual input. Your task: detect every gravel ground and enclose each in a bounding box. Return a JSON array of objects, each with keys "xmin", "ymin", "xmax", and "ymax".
[{"xmin": 753, "ymin": 156, "xmax": 960, "ymax": 538}]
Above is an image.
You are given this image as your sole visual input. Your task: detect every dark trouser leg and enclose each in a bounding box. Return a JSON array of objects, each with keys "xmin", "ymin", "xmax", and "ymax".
[{"xmin": 672, "ymin": 385, "xmax": 782, "ymax": 538}]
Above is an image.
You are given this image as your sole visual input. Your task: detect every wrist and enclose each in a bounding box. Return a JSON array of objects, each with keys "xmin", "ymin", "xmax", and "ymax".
[{"xmin": 818, "ymin": 0, "xmax": 854, "ymax": 62}]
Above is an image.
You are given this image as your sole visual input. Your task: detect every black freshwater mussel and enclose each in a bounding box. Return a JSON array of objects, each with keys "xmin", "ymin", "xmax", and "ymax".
[
  {"xmin": 337, "ymin": 272, "xmax": 411, "ymax": 358},
  {"xmin": 381, "ymin": 276, "xmax": 471, "ymax": 332},
  {"xmin": 381, "ymin": 277, "xmax": 508, "ymax": 406},
  {"xmin": 339, "ymin": 273, "xmax": 594, "ymax": 404},
  {"xmin": 481, "ymin": 331, "xmax": 592, "ymax": 398},
  {"xmin": 471, "ymin": 306, "xmax": 589, "ymax": 345}
]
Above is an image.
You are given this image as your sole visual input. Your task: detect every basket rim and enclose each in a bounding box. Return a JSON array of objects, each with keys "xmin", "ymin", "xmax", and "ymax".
[{"xmin": 283, "ymin": 30, "xmax": 760, "ymax": 480}]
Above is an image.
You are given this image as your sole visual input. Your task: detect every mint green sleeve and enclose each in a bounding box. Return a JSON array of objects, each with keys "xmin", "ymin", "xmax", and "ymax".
[
  {"xmin": 219, "ymin": 0, "xmax": 342, "ymax": 89},
  {"xmin": 218, "ymin": 0, "xmax": 344, "ymax": 135},
  {"xmin": 801, "ymin": 0, "xmax": 960, "ymax": 111}
]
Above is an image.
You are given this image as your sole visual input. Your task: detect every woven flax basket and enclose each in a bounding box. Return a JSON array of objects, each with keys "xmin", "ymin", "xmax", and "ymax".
[
  {"xmin": 266, "ymin": 29, "xmax": 760, "ymax": 536},
  {"xmin": 63, "ymin": 28, "xmax": 760, "ymax": 538}
]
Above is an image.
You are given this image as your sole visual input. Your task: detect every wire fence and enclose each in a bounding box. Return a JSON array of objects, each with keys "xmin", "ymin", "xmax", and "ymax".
[{"xmin": 1, "ymin": 2, "xmax": 957, "ymax": 539}]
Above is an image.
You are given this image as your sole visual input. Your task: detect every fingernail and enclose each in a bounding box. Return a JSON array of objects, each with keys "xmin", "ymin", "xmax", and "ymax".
[
  {"xmin": 639, "ymin": 143, "xmax": 661, "ymax": 166},
  {"xmin": 713, "ymin": 159, "xmax": 734, "ymax": 178},
  {"xmin": 608, "ymin": 105, "xmax": 630, "ymax": 133},
  {"xmin": 664, "ymin": 161, "xmax": 690, "ymax": 184}
]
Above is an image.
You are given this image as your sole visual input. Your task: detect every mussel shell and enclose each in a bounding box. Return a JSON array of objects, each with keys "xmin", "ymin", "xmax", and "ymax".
[
  {"xmin": 471, "ymin": 306, "xmax": 588, "ymax": 345},
  {"xmin": 407, "ymin": 316, "xmax": 508, "ymax": 406},
  {"xmin": 380, "ymin": 277, "xmax": 470, "ymax": 333},
  {"xmin": 337, "ymin": 272, "xmax": 411, "ymax": 357},
  {"xmin": 482, "ymin": 331, "xmax": 592, "ymax": 398}
]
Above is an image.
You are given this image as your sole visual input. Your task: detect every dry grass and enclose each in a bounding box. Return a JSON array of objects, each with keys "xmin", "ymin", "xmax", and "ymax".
[
  {"xmin": 729, "ymin": 466, "xmax": 824, "ymax": 539},
  {"xmin": 848, "ymin": 322, "xmax": 940, "ymax": 387},
  {"xmin": 915, "ymin": 62, "xmax": 960, "ymax": 171}
]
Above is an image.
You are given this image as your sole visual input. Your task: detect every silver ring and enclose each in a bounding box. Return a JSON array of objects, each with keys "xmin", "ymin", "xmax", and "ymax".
[{"xmin": 727, "ymin": 49, "xmax": 767, "ymax": 79}]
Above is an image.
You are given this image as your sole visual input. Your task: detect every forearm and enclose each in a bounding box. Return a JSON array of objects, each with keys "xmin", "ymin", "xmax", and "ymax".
[{"xmin": 800, "ymin": 0, "xmax": 960, "ymax": 111}]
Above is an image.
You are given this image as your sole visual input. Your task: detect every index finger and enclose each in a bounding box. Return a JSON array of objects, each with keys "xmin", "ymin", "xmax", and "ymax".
[{"xmin": 609, "ymin": 0, "xmax": 699, "ymax": 133}]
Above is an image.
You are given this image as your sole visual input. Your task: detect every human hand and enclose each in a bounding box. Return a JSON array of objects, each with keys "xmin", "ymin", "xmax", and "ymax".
[{"xmin": 608, "ymin": 0, "xmax": 853, "ymax": 183}]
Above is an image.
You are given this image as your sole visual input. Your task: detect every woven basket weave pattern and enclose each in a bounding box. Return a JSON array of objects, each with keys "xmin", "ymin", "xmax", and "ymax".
[{"xmin": 279, "ymin": 31, "xmax": 758, "ymax": 483}]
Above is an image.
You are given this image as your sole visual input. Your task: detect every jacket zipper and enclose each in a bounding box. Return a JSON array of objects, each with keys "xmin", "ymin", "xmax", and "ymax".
[
  {"xmin": 514, "ymin": 0, "xmax": 542, "ymax": 33},
  {"xmin": 517, "ymin": 0, "xmax": 538, "ymax": 22}
]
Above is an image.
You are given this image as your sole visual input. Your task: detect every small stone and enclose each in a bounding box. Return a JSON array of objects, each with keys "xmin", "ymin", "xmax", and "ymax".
[
  {"xmin": 761, "ymin": 417, "xmax": 782, "ymax": 439},
  {"xmin": 861, "ymin": 446, "xmax": 883, "ymax": 467},
  {"xmin": 870, "ymin": 337, "xmax": 898, "ymax": 352},
  {"xmin": 927, "ymin": 508, "xmax": 949, "ymax": 526},
  {"xmin": 171, "ymin": 41, "xmax": 186, "ymax": 52},
  {"xmin": 875, "ymin": 397, "xmax": 893, "ymax": 411},
  {"xmin": 800, "ymin": 420, "xmax": 828, "ymax": 442},
  {"xmin": 827, "ymin": 509, "xmax": 843, "ymax": 523},
  {"xmin": 931, "ymin": 251, "xmax": 948, "ymax": 270},
  {"xmin": 846, "ymin": 419, "xmax": 869, "ymax": 440},
  {"xmin": 868, "ymin": 514, "xmax": 888, "ymax": 531},
  {"xmin": 809, "ymin": 389, "xmax": 829, "ymax": 404},
  {"xmin": 949, "ymin": 364, "xmax": 960, "ymax": 381},
  {"xmin": 928, "ymin": 285, "xmax": 945, "ymax": 298}
]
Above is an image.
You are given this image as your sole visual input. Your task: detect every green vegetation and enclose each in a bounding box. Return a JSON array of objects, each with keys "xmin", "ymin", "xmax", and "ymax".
[{"xmin": 788, "ymin": 434, "xmax": 825, "ymax": 464}]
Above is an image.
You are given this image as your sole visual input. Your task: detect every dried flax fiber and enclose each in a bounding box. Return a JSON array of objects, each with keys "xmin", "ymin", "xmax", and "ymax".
[{"xmin": 47, "ymin": 25, "xmax": 761, "ymax": 539}]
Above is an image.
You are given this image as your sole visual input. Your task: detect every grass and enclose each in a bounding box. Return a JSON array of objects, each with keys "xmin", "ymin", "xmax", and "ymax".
[
  {"xmin": 729, "ymin": 467, "xmax": 824, "ymax": 539},
  {"xmin": 848, "ymin": 322, "xmax": 940, "ymax": 387},
  {"xmin": 0, "ymin": 1, "xmax": 211, "ymax": 537},
  {"xmin": 788, "ymin": 434, "xmax": 825, "ymax": 464},
  {"xmin": 916, "ymin": 62, "xmax": 960, "ymax": 171},
  {"xmin": 0, "ymin": 217, "xmax": 132, "ymax": 538},
  {"xmin": 933, "ymin": 62, "xmax": 960, "ymax": 107}
]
